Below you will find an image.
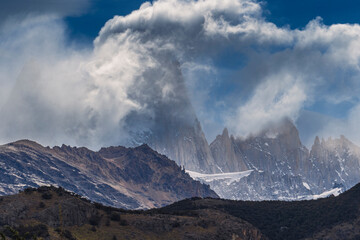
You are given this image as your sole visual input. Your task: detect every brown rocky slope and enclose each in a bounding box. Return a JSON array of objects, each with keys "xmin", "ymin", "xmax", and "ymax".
[{"xmin": 0, "ymin": 140, "xmax": 218, "ymax": 209}]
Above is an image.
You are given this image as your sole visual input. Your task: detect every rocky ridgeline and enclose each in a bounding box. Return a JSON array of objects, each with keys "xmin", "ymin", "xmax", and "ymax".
[
  {"xmin": 128, "ymin": 98, "xmax": 360, "ymax": 201},
  {"xmin": 205, "ymin": 119, "xmax": 360, "ymax": 200},
  {"xmin": 1, "ymin": 115, "xmax": 359, "ymax": 203},
  {"xmin": 0, "ymin": 140, "xmax": 217, "ymax": 209}
]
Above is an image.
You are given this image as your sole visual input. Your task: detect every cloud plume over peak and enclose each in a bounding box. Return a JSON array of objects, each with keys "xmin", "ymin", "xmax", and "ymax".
[
  {"xmin": 1, "ymin": 0, "xmax": 360, "ymax": 148},
  {"xmin": 228, "ymin": 72, "xmax": 306, "ymax": 137}
]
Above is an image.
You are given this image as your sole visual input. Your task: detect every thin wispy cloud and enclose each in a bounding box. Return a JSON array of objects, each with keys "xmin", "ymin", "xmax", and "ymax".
[{"xmin": 0, "ymin": 0, "xmax": 89, "ymax": 25}]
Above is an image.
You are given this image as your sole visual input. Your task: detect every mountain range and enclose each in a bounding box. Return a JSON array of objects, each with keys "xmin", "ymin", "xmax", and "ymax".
[
  {"xmin": 1, "ymin": 116, "xmax": 360, "ymax": 206},
  {"xmin": 1, "ymin": 115, "xmax": 359, "ymax": 206},
  {"xmin": 187, "ymin": 118, "xmax": 360, "ymax": 200},
  {"xmin": 0, "ymin": 140, "xmax": 217, "ymax": 209},
  {"xmin": 128, "ymin": 114, "xmax": 360, "ymax": 201}
]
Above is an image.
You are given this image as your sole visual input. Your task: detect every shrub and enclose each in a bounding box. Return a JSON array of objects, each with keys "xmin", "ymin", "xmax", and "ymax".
[
  {"xmin": 105, "ymin": 219, "xmax": 111, "ymax": 226},
  {"xmin": 13, "ymin": 224, "xmax": 50, "ymax": 239},
  {"xmin": 119, "ymin": 219, "xmax": 128, "ymax": 226},
  {"xmin": 171, "ymin": 221, "xmax": 181, "ymax": 228},
  {"xmin": 63, "ymin": 230, "xmax": 76, "ymax": 240},
  {"xmin": 94, "ymin": 202, "xmax": 103, "ymax": 209},
  {"xmin": 110, "ymin": 212, "xmax": 121, "ymax": 222},
  {"xmin": 89, "ymin": 215, "xmax": 101, "ymax": 226},
  {"xmin": 24, "ymin": 188, "xmax": 36, "ymax": 195},
  {"xmin": 41, "ymin": 192, "xmax": 53, "ymax": 200}
]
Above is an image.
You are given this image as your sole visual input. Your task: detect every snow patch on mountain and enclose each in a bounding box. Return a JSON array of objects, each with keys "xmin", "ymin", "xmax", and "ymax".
[
  {"xmin": 303, "ymin": 182, "xmax": 311, "ymax": 190},
  {"xmin": 301, "ymin": 188, "xmax": 342, "ymax": 200},
  {"xmin": 186, "ymin": 170, "xmax": 253, "ymax": 186}
]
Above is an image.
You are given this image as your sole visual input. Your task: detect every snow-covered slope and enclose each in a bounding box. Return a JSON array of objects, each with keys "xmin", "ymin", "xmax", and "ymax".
[{"xmin": 187, "ymin": 170, "xmax": 343, "ymax": 201}]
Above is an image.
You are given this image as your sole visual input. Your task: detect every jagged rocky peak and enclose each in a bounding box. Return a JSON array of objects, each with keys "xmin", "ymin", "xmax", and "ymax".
[
  {"xmin": 308, "ymin": 134, "xmax": 360, "ymax": 191},
  {"xmin": 314, "ymin": 136, "xmax": 321, "ymax": 145},
  {"xmin": 143, "ymin": 117, "xmax": 218, "ymax": 173},
  {"xmin": 207, "ymin": 118, "xmax": 316, "ymax": 200},
  {"xmin": 210, "ymin": 118, "xmax": 307, "ymax": 174},
  {"xmin": 311, "ymin": 135, "xmax": 360, "ymax": 157},
  {"xmin": 256, "ymin": 118, "xmax": 303, "ymax": 149},
  {"xmin": 310, "ymin": 136, "xmax": 322, "ymax": 156},
  {"xmin": 323, "ymin": 135, "xmax": 358, "ymax": 151},
  {"xmin": 213, "ymin": 128, "xmax": 231, "ymax": 145},
  {"xmin": 221, "ymin": 127, "xmax": 236, "ymax": 141},
  {"xmin": 199, "ymin": 118, "xmax": 360, "ymax": 202},
  {"xmin": 222, "ymin": 127, "xmax": 229, "ymax": 138},
  {"xmin": 210, "ymin": 127, "xmax": 248, "ymax": 173}
]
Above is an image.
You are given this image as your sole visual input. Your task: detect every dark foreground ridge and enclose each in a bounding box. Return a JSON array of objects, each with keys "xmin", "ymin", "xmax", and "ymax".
[
  {"xmin": 0, "ymin": 186, "xmax": 265, "ymax": 240},
  {"xmin": 1, "ymin": 184, "xmax": 360, "ymax": 240}
]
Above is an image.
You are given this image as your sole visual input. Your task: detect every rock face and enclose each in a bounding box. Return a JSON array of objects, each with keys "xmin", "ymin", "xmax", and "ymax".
[
  {"xmin": 0, "ymin": 140, "xmax": 218, "ymax": 209},
  {"xmin": 146, "ymin": 118, "xmax": 218, "ymax": 173},
  {"xmin": 206, "ymin": 119, "xmax": 360, "ymax": 200},
  {"xmin": 210, "ymin": 128, "xmax": 248, "ymax": 173},
  {"xmin": 208, "ymin": 119, "xmax": 311, "ymax": 200},
  {"xmin": 124, "ymin": 99, "xmax": 217, "ymax": 174},
  {"xmin": 308, "ymin": 135, "xmax": 360, "ymax": 191}
]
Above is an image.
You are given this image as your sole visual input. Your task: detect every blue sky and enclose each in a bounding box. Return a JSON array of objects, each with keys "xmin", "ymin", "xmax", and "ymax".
[
  {"xmin": 1, "ymin": 0, "xmax": 360, "ymax": 148},
  {"xmin": 265, "ymin": 0, "xmax": 360, "ymax": 28},
  {"xmin": 63, "ymin": 0, "xmax": 360, "ymax": 39}
]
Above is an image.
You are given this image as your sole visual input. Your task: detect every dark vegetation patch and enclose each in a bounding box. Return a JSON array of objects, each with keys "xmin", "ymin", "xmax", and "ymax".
[
  {"xmin": 154, "ymin": 184, "xmax": 360, "ymax": 240},
  {"xmin": 38, "ymin": 201, "xmax": 45, "ymax": 208},
  {"xmin": 109, "ymin": 212, "xmax": 121, "ymax": 222},
  {"xmin": 55, "ymin": 228, "xmax": 77, "ymax": 239},
  {"xmin": 4, "ymin": 184, "xmax": 360, "ymax": 240},
  {"xmin": 62, "ymin": 229, "xmax": 76, "ymax": 240},
  {"xmin": 89, "ymin": 214, "xmax": 102, "ymax": 226},
  {"xmin": 119, "ymin": 219, "xmax": 129, "ymax": 226},
  {"xmin": 41, "ymin": 192, "xmax": 53, "ymax": 200},
  {"xmin": 2, "ymin": 224, "xmax": 49, "ymax": 240}
]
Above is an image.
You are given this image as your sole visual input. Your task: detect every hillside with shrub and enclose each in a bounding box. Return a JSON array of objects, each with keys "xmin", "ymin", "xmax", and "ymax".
[{"xmin": 1, "ymin": 184, "xmax": 360, "ymax": 239}]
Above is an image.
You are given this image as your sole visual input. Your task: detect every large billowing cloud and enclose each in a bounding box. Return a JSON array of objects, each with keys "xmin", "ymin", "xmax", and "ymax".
[{"xmin": 1, "ymin": 0, "xmax": 360, "ymax": 148}]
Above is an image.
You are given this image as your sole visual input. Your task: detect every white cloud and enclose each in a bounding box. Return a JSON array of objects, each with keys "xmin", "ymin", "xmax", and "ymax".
[
  {"xmin": 225, "ymin": 17, "xmax": 360, "ymax": 139},
  {"xmin": 2, "ymin": 0, "xmax": 360, "ymax": 148},
  {"xmin": 228, "ymin": 72, "xmax": 306, "ymax": 137}
]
